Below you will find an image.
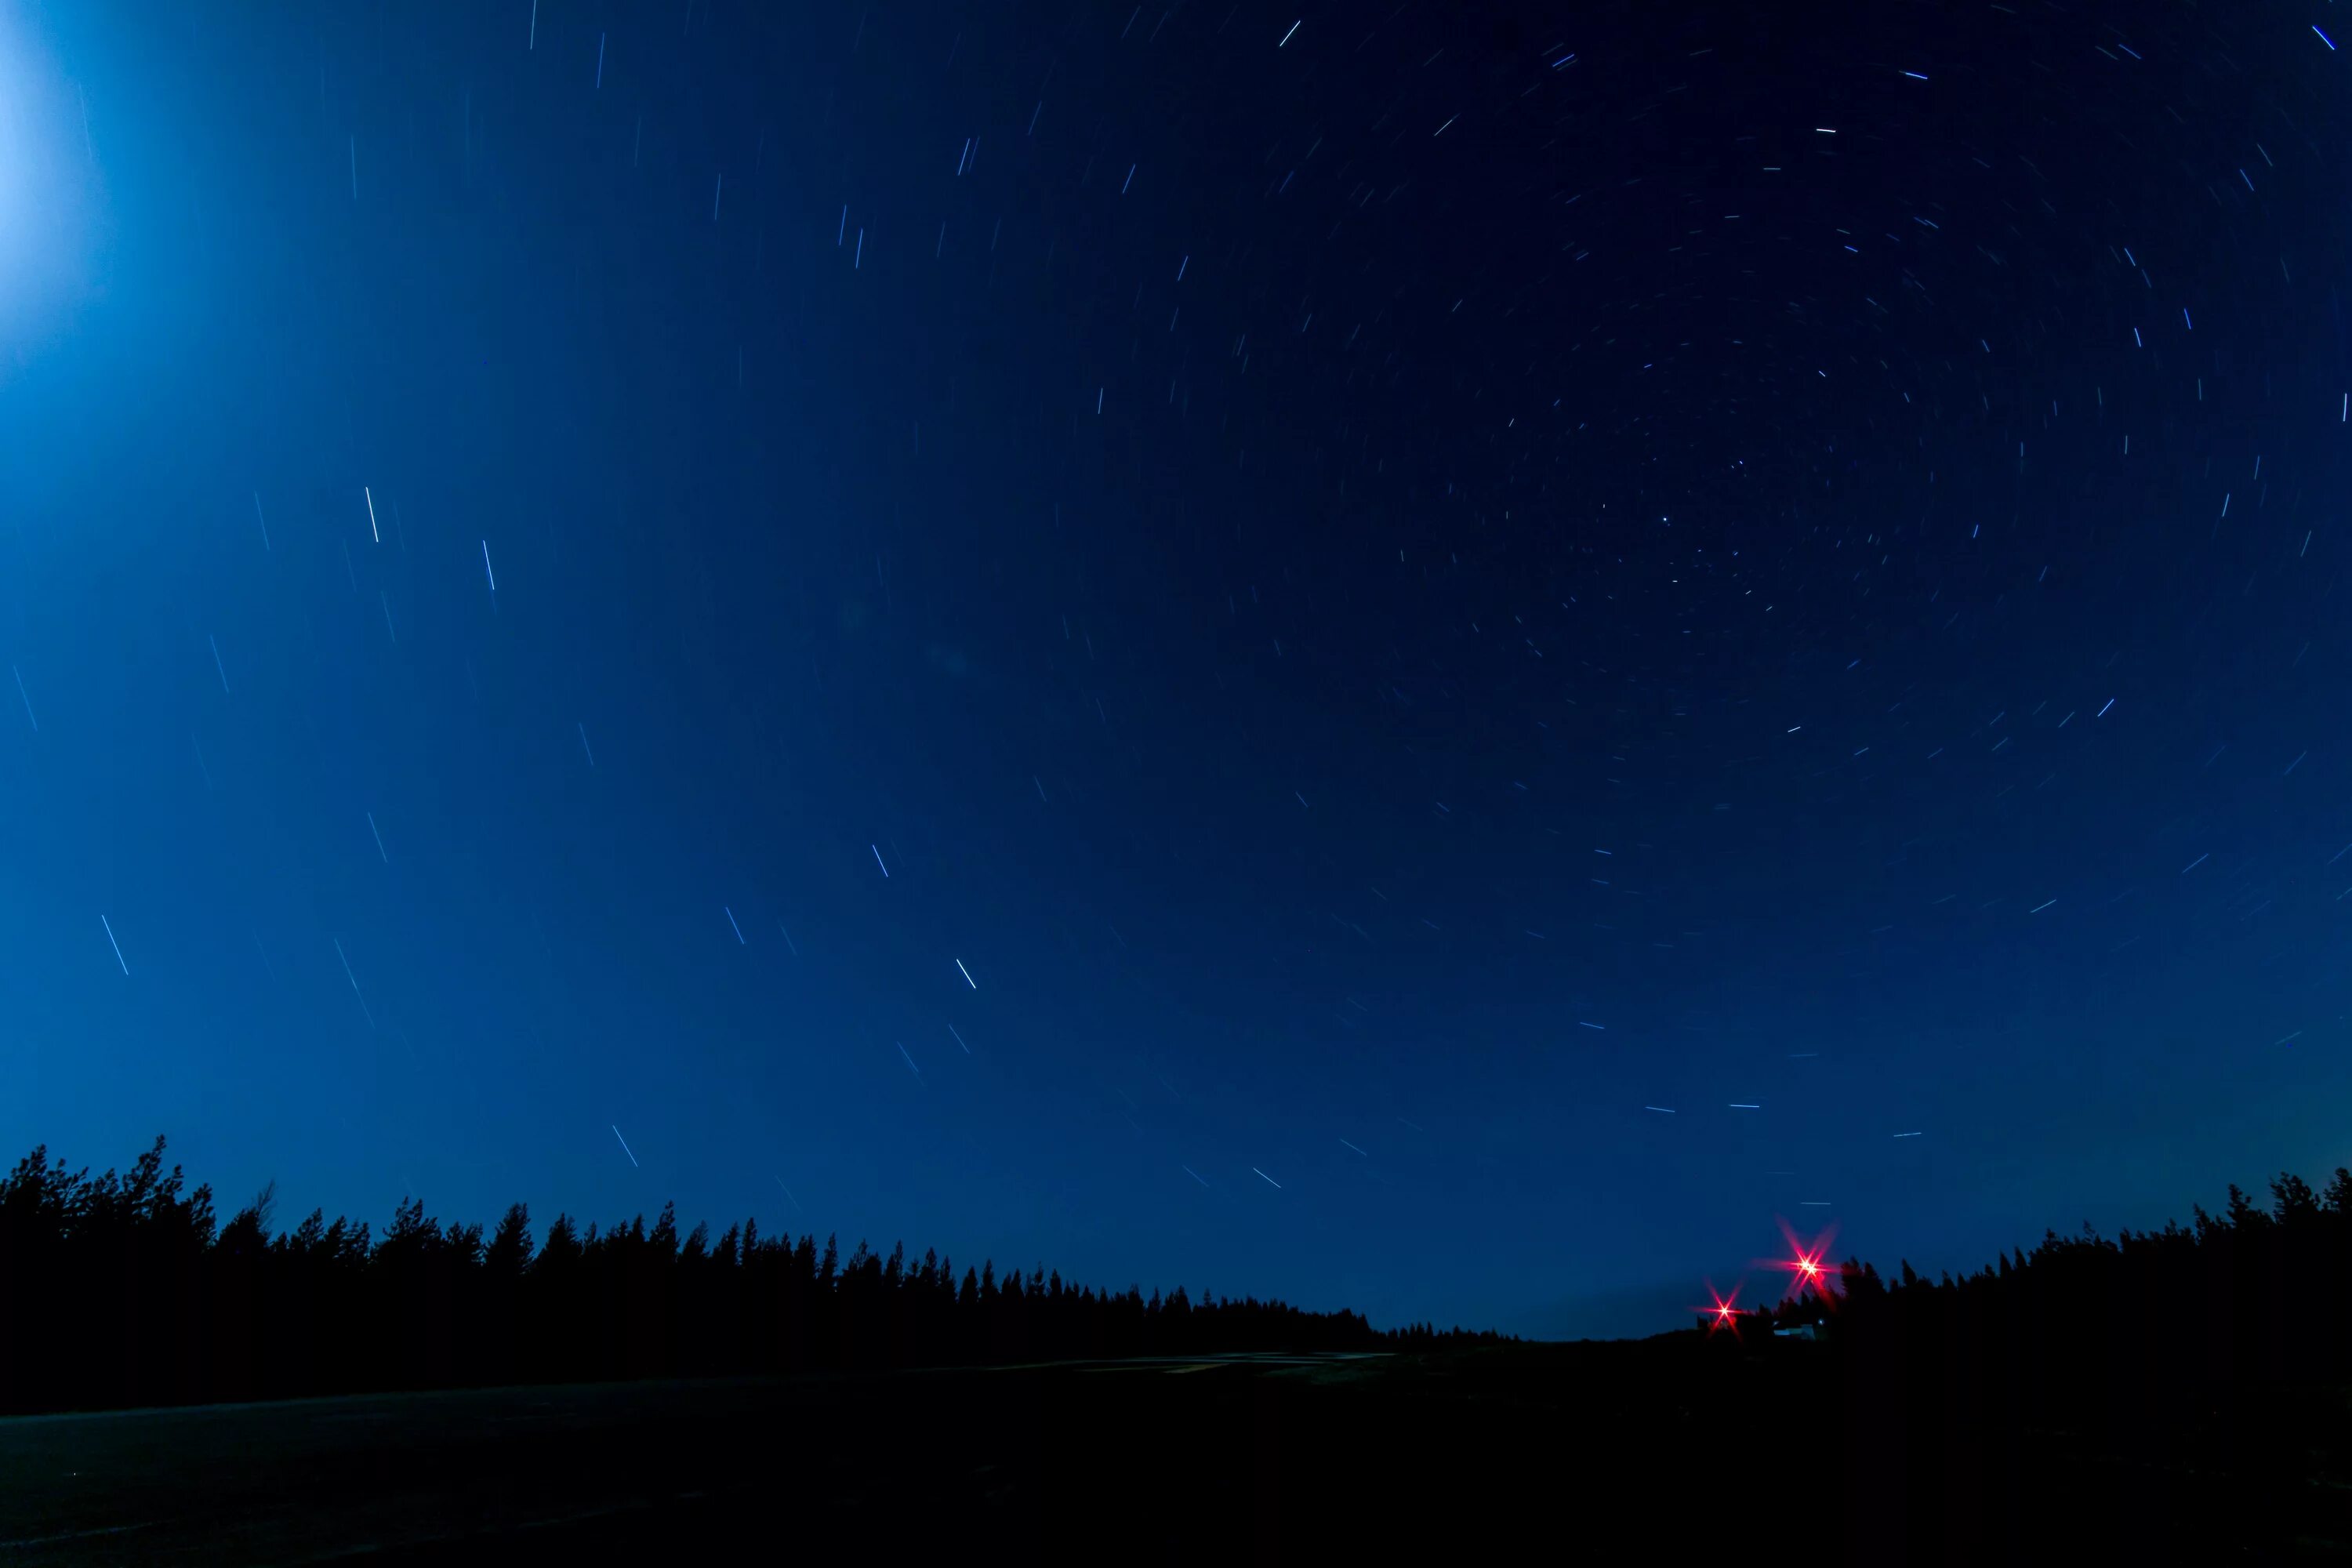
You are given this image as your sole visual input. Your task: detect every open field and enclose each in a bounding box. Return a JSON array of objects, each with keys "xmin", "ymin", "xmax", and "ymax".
[{"xmin": 0, "ymin": 1339, "xmax": 2341, "ymax": 1563}]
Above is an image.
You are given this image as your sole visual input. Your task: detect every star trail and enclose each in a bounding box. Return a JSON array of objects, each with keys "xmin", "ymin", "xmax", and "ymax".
[{"xmin": 2, "ymin": 0, "xmax": 2351, "ymax": 1340}]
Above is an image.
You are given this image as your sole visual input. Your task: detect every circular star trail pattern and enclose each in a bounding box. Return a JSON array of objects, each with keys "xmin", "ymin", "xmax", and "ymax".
[{"xmin": 4, "ymin": 0, "xmax": 2350, "ymax": 1337}]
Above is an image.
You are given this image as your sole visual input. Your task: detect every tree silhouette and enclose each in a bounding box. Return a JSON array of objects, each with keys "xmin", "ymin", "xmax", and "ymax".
[
  {"xmin": 1818, "ymin": 1159, "xmax": 2352, "ymax": 1553},
  {"xmin": 0, "ymin": 1136, "xmax": 1501, "ymax": 1416}
]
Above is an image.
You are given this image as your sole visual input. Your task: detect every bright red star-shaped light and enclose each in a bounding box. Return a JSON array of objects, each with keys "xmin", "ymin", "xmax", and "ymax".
[
  {"xmin": 1697, "ymin": 1278, "xmax": 1748, "ymax": 1338},
  {"xmin": 1762, "ymin": 1218, "xmax": 1846, "ymax": 1310}
]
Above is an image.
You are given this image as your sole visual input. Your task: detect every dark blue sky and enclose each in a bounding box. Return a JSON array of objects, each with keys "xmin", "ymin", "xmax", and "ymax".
[{"xmin": 4, "ymin": 0, "xmax": 2350, "ymax": 1338}]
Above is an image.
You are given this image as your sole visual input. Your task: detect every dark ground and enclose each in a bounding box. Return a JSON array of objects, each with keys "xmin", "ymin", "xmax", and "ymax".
[{"xmin": 0, "ymin": 1338, "xmax": 2343, "ymax": 1563}]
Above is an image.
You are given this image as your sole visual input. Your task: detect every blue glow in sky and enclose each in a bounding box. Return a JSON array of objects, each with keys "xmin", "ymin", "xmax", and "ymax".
[{"xmin": 4, "ymin": 2, "xmax": 2351, "ymax": 1339}]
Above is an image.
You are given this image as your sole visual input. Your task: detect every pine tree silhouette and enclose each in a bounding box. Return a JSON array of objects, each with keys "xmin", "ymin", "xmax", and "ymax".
[{"xmin": 0, "ymin": 1136, "xmax": 1508, "ymax": 1416}]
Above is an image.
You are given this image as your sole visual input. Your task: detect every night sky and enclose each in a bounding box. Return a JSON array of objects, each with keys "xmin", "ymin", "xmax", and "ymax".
[{"xmin": 5, "ymin": 0, "xmax": 2350, "ymax": 1341}]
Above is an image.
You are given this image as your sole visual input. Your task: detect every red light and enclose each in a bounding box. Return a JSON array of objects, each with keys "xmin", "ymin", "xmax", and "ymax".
[
  {"xmin": 1697, "ymin": 1278, "xmax": 1748, "ymax": 1338},
  {"xmin": 1760, "ymin": 1218, "xmax": 1846, "ymax": 1311}
]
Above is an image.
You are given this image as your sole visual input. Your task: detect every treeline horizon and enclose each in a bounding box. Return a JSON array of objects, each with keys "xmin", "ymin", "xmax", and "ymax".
[
  {"xmin": 1816, "ymin": 1166, "xmax": 2352, "ymax": 1401},
  {"xmin": 1754, "ymin": 1163, "xmax": 2352, "ymax": 1551},
  {"xmin": 1820, "ymin": 1163, "xmax": 2352, "ymax": 1407},
  {"xmin": 0, "ymin": 1137, "xmax": 1506, "ymax": 1416}
]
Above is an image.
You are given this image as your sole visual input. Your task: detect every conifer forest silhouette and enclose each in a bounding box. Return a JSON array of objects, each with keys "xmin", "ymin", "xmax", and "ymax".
[
  {"xmin": 6, "ymin": 1137, "xmax": 2352, "ymax": 1556},
  {"xmin": 0, "ymin": 1138, "xmax": 1505, "ymax": 1414}
]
